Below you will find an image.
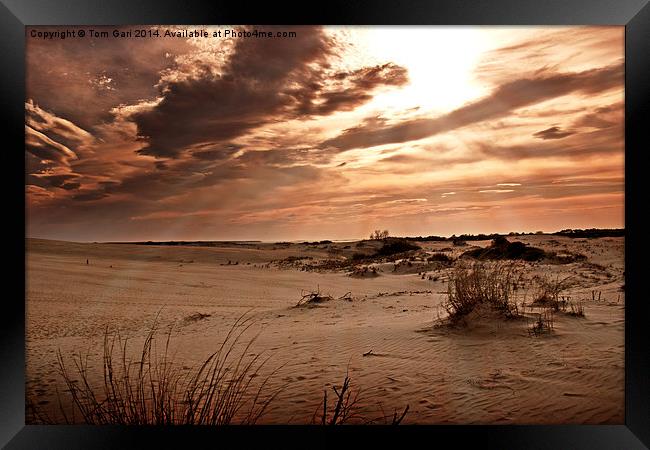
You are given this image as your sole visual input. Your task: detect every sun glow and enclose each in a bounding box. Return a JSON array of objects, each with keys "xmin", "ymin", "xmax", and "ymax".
[{"xmin": 349, "ymin": 27, "xmax": 493, "ymax": 114}]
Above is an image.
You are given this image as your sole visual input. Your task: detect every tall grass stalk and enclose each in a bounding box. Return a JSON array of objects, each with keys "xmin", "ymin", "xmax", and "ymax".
[{"xmin": 42, "ymin": 312, "xmax": 282, "ymax": 425}]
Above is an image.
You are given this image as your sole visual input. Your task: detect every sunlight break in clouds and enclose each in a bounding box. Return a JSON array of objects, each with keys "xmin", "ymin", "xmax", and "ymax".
[{"xmin": 25, "ymin": 26, "xmax": 624, "ymax": 242}]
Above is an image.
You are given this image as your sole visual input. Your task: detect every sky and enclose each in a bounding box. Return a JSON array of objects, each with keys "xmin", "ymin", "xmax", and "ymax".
[{"xmin": 25, "ymin": 26, "xmax": 624, "ymax": 242}]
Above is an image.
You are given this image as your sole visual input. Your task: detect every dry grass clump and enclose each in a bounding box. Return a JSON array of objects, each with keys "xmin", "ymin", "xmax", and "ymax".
[
  {"xmin": 427, "ymin": 253, "xmax": 453, "ymax": 264},
  {"xmin": 527, "ymin": 307, "xmax": 555, "ymax": 336},
  {"xmin": 566, "ymin": 300, "xmax": 585, "ymax": 317},
  {"xmin": 29, "ymin": 313, "xmax": 282, "ymax": 425},
  {"xmin": 528, "ymin": 274, "xmax": 588, "ymax": 318},
  {"xmin": 443, "ymin": 261, "xmax": 522, "ymax": 321},
  {"xmin": 351, "ymin": 252, "xmax": 370, "ymax": 261},
  {"xmin": 275, "ymin": 255, "xmax": 314, "ymax": 269},
  {"xmin": 532, "ymin": 274, "xmax": 575, "ymax": 311},
  {"xmin": 299, "ymin": 259, "xmax": 353, "ymax": 273},
  {"xmin": 349, "ymin": 266, "xmax": 379, "ymax": 278}
]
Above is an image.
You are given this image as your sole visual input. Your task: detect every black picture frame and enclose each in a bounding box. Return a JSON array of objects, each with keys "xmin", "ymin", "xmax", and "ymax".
[{"xmin": 3, "ymin": 0, "xmax": 648, "ymax": 448}]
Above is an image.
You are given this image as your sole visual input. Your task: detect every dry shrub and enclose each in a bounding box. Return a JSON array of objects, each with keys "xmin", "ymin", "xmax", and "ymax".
[
  {"xmin": 566, "ymin": 300, "xmax": 585, "ymax": 317},
  {"xmin": 375, "ymin": 239, "xmax": 420, "ymax": 257},
  {"xmin": 527, "ymin": 307, "xmax": 555, "ymax": 336},
  {"xmin": 312, "ymin": 373, "xmax": 362, "ymax": 425},
  {"xmin": 349, "ymin": 266, "xmax": 379, "ymax": 278},
  {"xmin": 533, "ymin": 274, "xmax": 575, "ymax": 310},
  {"xmin": 311, "ymin": 372, "xmax": 409, "ymax": 425},
  {"xmin": 427, "ymin": 253, "xmax": 453, "ymax": 264},
  {"xmin": 443, "ymin": 261, "xmax": 522, "ymax": 321},
  {"xmin": 295, "ymin": 286, "xmax": 334, "ymax": 307},
  {"xmin": 461, "ymin": 236, "xmax": 546, "ymax": 261}
]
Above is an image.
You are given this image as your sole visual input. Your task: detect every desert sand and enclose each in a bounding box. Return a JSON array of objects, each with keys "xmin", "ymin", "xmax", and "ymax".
[{"xmin": 26, "ymin": 235, "xmax": 624, "ymax": 424}]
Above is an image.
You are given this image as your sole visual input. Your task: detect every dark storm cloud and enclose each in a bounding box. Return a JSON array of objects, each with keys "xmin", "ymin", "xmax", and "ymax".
[
  {"xmin": 128, "ymin": 27, "xmax": 408, "ymax": 159},
  {"xmin": 71, "ymin": 191, "xmax": 109, "ymax": 202},
  {"xmin": 129, "ymin": 27, "xmax": 329, "ymax": 158},
  {"xmin": 29, "ymin": 173, "xmax": 80, "ymax": 190},
  {"xmin": 61, "ymin": 182, "xmax": 81, "ymax": 191},
  {"xmin": 25, "ymin": 126, "xmax": 77, "ymax": 166},
  {"xmin": 26, "ymin": 26, "xmax": 195, "ymax": 130},
  {"xmin": 72, "ymin": 166, "xmax": 212, "ymax": 201},
  {"xmin": 293, "ymin": 63, "xmax": 408, "ymax": 116},
  {"xmin": 25, "ymin": 102, "xmax": 98, "ymax": 193},
  {"xmin": 25, "ymin": 151, "xmax": 53, "ymax": 176},
  {"xmin": 66, "ymin": 144, "xmax": 328, "ymax": 204},
  {"xmin": 25, "ymin": 101, "xmax": 94, "ymax": 168},
  {"xmin": 321, "ymin": 63, "xmax": 623, "ymax": 152},
  {"xmin": 533, "ymin": 126, "xmax": 575, "ymax": 140},
  {"xmin": 25, "ymin": 101, "xmax": 93, "ymax": 150}
]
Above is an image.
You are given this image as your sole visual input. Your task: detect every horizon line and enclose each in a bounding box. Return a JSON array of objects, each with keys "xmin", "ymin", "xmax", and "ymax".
[{"xmin": 25, "ymin": 227, "xmax": 625, "ymax": 245}]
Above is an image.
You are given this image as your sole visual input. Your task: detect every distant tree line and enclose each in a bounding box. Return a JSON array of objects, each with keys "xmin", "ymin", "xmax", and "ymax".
[
  {"xmin": 552, "ymin": 228, "xmax": 624, "ymax": 238},
  {"xmin": 383, "ymin": 228, "xmax": 624, "ymax": 242}
]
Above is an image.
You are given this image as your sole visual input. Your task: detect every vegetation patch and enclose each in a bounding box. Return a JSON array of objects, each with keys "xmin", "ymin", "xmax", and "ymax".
[
  {"xmin": 295, "ymin": 287, "xmax": 334, "ymax": 307},
  {"xmin": 441, "ymin": 262, "xmax": 522, "ymax": 324},
  {"xmin": 427, "ymin": 253, "xmax": 454, "ymax": 264},
  {"xmin": 349, "ymin": 266, "xmax": 379, "ymax": 278},
  {"xmin": 28, "ymin": 314, "xmax": 280, "ymax": 425},
  {"xmin": 375, "ymin": 238, "xmax": 421, "ymax": 257},
  {"xmin": 527, "ymin": 307, "xmax": 555, "ymax": 336},
  {"xmin": 531, "ymin": 274, "xmax": 575, "ymax": 310},
  {"xmin": 461, "ymin": 236, "xmax": 546, "ymax": 261}
]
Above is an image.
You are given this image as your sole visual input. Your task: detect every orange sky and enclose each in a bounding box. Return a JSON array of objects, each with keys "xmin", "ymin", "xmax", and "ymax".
[{"xmin": 26, "ymin": 26, "xmax": 624, "ymax": 242}]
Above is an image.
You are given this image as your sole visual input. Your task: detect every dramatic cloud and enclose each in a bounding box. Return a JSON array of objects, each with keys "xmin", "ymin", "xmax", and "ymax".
[
  {"xmin": 321, "ymin": 63, "xmax": 622, "ymax": 151},
  {"xmin": 25, "ymin": 125, "xmax": 78, "ymax": 165},
  {"xmin": 26, "ymin": 26, "xmax": 195, "ymax": 129},
  {"xmin": 123, "ymin": 27, "xmax": 408, "ymax": 158},
  {"xmin": 25, "ymin": 101, "xmax": 98, "ymax": 190}
]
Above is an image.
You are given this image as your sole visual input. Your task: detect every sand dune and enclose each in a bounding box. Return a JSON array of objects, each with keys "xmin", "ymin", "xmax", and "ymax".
[{"xmin": 26, "ymin": 235, "xmax": 624, "ymax": 424}]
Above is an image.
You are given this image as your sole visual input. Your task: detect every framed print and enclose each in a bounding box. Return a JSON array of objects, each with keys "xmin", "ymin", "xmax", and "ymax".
[{"xmin": 2, "ymin": 0, "xmax": 649, "ymax": 448}]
